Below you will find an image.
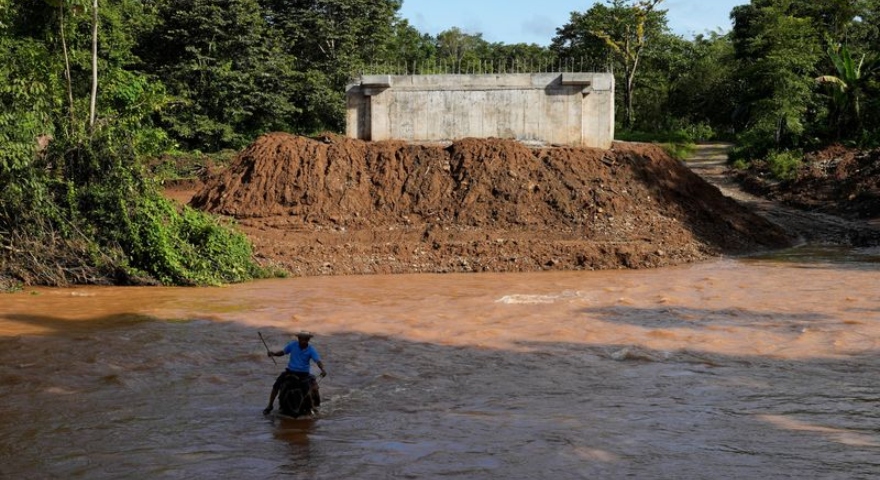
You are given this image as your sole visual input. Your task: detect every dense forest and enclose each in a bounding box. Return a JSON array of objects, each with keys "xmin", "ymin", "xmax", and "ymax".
[{"xmin": 2, "ymin": 0, "xmax": 879, "ymax": 288}]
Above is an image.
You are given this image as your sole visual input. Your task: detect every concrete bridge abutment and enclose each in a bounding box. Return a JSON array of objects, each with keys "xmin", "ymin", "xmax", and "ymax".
[{"xmin": 346, "ymin": 73, "xmax": 614, "ymax": 148}]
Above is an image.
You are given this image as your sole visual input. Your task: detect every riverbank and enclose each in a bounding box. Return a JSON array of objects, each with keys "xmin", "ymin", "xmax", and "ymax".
[{"xmin": 173, "ymin": 134, "xmax": 795, "ymax": 277}]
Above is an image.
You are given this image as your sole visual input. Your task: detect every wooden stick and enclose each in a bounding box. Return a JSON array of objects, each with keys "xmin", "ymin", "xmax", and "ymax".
[{"xmin": 258, "ymin": 331, "xmax": 277, "ymax": 365}]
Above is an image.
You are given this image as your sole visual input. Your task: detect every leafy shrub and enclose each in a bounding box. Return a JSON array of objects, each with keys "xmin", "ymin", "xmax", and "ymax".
[
  {"xmin": 2, "ymin": 130, "xmax": 271, "ymax": 286},
  {"xmin": 660, "ymin": 142, "xmax": 697, "ymax": 160},
  {"xmin": 764, "ymin": 149, "xmax": 803, "ymax": 180},
  {"xmin": 679, "ymin": 122, "xmax": 717, "ymax": 142},
  {"xmin": 119, "ymin": 193, "xmax": 265, "ymax": 286}
]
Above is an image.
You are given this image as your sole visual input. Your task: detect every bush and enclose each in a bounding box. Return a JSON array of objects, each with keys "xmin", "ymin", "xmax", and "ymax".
[
  {"xmin": 2, "ymin": 132, "xmax": 272, "ymax": 287},
  {"xmin": 119, "ymin": 193, "xmax": 265, "ymax": 286},
  {"xmin": 765, "ymin": 149, "xmax": 803, "ymax": 180},
  {"xmin": 661, "ymin": 142, "xmax": 697, "ymax": 160}
]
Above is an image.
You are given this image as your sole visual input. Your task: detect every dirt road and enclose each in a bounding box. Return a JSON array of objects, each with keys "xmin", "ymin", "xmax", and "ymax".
[{"xmin": 685, "ymin": 143, "xmax": 880, "ymax": 247}]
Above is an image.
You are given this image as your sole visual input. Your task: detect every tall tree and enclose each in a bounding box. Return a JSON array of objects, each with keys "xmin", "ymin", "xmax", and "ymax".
[
  {"xmin": 259, "ymin": 0, "xmax": 402, "ymax": 132},
  {"xmin": 2, "ymin": 0, "xmax": 167, "ymax": 176},
  {"xmin": 137, "ymin": 0, "xmax": 300, "ymax": 150},
  {"xmin": 727, "ymin": 0, "xmax": 877, "ymax": 158},
  {"xmin": 378, "ymin": 18, "xmax": 437, "ymax": 72},
  {"xmin": 552, "ymin": 0, "xmax": 668, "ymax": 129},
  {"xmin": 434, "ymin": 28, "xmax": 491, "ymax": 71},
  {"xmin": 665, "ymin": 32, "xmax": 739, "ymax": 136},
  {"xmin": 487, "ymin": 42, "xmax": 556, "ymax": 73},
  {"xmin": 89, "ymin": 0, "xmax": 98, "ymax": 130},
  {"xmin": 0, "ymin": 1, "xmax": 59, "ymax": 186}
]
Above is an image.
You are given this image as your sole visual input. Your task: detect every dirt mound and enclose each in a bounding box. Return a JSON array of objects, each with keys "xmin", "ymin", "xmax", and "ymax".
[
  {"xmin": 737, "ymin": 145, "xmax": 880, "ymax": 221},
  {"xmin": 790, "ymin": 146, "xmax": 880, "ymax": 219},
  {"xmin": 189, "ymin": 133, "xmax": 793, "ymax": 276}
]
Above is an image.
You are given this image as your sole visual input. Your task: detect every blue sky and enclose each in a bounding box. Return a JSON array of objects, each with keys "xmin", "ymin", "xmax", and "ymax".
[{"xmin": 398, "ymin": 0, "xmax": 749, "ymax": 46}]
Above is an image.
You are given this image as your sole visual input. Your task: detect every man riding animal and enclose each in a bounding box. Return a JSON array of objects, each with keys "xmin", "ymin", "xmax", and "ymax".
[{"xmin": 263, "ymin": 331, "xmax": 327, "ymax": 416}]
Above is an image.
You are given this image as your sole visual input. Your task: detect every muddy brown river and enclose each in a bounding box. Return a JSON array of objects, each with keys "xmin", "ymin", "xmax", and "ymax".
[{"xmin": 1, "ymin": 247, "xmax": 879, "ymax": 479}]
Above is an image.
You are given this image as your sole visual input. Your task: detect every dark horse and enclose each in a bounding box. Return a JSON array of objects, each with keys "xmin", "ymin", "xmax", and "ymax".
[{"xmin": 278, "ymin": 373, "xmax": 320, "ymax": 418}]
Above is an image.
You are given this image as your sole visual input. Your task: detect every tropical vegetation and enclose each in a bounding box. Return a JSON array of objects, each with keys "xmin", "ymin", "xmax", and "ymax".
[{"xmin": 2, "ymin": 0, "xmax": 879, "ymax": 288}]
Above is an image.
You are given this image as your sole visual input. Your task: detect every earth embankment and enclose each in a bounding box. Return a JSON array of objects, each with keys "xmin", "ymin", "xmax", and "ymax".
[{"xmin": 184, "ymin": 133, "xmax": 792, "ymax": 276}]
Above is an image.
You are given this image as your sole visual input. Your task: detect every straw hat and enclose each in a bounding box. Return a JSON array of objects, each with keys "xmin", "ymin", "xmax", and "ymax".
[{"xmin": 295, "ymin": 331, "xmax": 314, "ymax": 339}]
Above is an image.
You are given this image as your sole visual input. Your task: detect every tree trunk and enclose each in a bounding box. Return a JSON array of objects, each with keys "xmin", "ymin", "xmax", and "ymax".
[
  {"xmin": 89, "ymin": 0, "xmax": 98, "ymax": 131},
  {"xmin": 624, "ymin": 68, "xmax": 636, "ymax": 130},
  {"xmin": 59, "ymin": 2, "xmax": 75, "ymax": 135}
]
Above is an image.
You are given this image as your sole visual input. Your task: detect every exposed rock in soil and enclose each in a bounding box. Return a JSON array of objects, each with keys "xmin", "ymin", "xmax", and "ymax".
[{"xmin": 188, "ymin": 133, "xmax": 793, "ymax": 276}]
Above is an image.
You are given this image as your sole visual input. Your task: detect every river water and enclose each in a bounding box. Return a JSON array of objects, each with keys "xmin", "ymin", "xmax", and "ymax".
[{"xmin": 1, "ymin": 247, "xmax": 879, "ymax": 479}]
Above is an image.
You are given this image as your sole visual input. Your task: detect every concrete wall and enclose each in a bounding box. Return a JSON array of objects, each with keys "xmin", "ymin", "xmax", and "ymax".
[{"xmin": 346, "ymin": 73, "xmax": 614, "ymax": 148}]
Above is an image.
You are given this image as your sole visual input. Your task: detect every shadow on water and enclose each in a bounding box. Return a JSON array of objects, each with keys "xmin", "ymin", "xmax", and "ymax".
[{"xmin": 2, "ymin": 310, "xmax": 880, "ymax": 479}]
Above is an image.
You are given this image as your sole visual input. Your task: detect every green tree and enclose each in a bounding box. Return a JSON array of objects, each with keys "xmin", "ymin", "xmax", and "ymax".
[
  {"xmin": 665, "ymin": 32, "xmax": 739, "ymax": 137},
  {"xmin": 379, "ymin": 18, "xmax": 437, "ymax": 72},
  {"xmin": 816, "ymin": 44, "xmax": 878, "ymax": 139},
  {"xmin": 730, "ymin": 0, "xmax": 823, "ymax": 158},
  {"xmin": 486, "ymin": 42, "xmax": 557, "ymax": 73},
  {"xmin": 259, "ymin": 0, "xmax": 402, "ymax": 132},
  {"xmin": 1, "ymin": 0, "xmax": 265, "ymax": 287},
  {"xmin": 0, "ymin": 2, "xmax": 59, "ymax": 232},
  {"xmin": 727, "ymin": 0, "xmax": 880, "ymax": 161},
  {"xmin": 137, "ymin": 0, "xmax": 300, "ymax": 151},
  {"xmin": 552, "ymin": 0, "xmax": 668, "ymax": 129},
  {"xmin": 434, "ymin": 28, "xmax": 492, "ymax": 72}
]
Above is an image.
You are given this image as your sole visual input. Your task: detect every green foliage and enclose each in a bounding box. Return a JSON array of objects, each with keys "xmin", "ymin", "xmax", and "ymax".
[
  {"xmin": 728, "ymin": 146, "xmax": 802, "ymax": 179},
  {"xmin": 815, "ymin": 44, "xmax": 879, "ymax": 139},
  {"xmin": 615, "ymin": 129, "xmax": 698, "ymax": 160},
  {"xmin": 732, "ymin": 5, "xmax": 821, "ymax": 152},
  {"xmin": 728, "ymin": 0, "xmax": 880, "ymax": 169},
  {"xmin": 660, "ymin": 142, "xmax": 697, "ymax": 160},
  {"xmin": 486, "ymin": 42, "xmax": 557, "ymax": 69},
  {"xmin": 662, "ymin": 33, "xmax": 739, "ymax": 138},
  {"xmin": 263, "ymin": 0, "xmax": 402, "ymax": 65},
  {"xmin": 258, "ymin": 0, "xmax": 402, "ymax": 133},
  {"xmin": 381, "ymin": 18, "xmax": 437, "ymax": 66},
  {"xmin": 728, "ymin": 120, "xmax": 786, "ymax": 165},
  {"xmin": 731, "ymin": 158, "xmax": 750, "ymax": 171},
  {"xmin": 118, "ymin": 193, "xmax": 264, "ymax": 286},
  {"xmin": 764, "ymin": 149, "xmax": 803, "ymax": 179},
  {"xmin": 619, "ymin": 120, "xmax": 715, "ymax": 142},
  {"xmin": 434, "ymin": 28, "xmax": 491, "ymax": 65},
  {"xmin": 13, "ymin": 131, "xmax": 271, "ymax": 286},
  {"xmin": 148, "ymin": 149, "xmax": 237, "ymax": 181},
  {"xmin": 0, "ymin": 35, "xmax": 57, "ymax": 180},
  {"xmin": 0, "ymin": 23, "xmax": 61, "ymax": 242},
  {"xmin": 552, "ymin": 0, "xmax": 668, "ymax": 129},
  {"xmin": 1, "ymin": 0, "xmax": 268, "ymax": 287},
  {"xmin": 137, "ymin": 0, "xmax": 302, "ymax": 150}
]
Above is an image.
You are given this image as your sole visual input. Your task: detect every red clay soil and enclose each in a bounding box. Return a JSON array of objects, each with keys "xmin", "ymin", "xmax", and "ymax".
[
  {"xmin": 184, "ymin": 133, "xmax": 793, "ymax": 276},
  {"xmin": 736, "ymin": 144, "xmax": 880, "ymax": 221}
]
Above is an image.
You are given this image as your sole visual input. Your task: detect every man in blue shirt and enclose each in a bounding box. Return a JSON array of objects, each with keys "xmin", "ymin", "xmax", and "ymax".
[{"xmin": 263, "ymin": 331, "xmax": 327, "ymax": 415}]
